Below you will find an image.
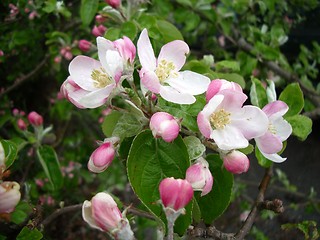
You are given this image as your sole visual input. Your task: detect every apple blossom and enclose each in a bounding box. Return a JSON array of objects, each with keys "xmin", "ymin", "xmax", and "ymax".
[
  {"xmin": 206, "ymin": 79, "xmax": 242, "ymax": 102},
  {"xmin": 186, "ymin": 157, "xmax": 213, "ymax": 196},
  {"xmin": 28, "ymin": 111, "xmax": 43, "ymax": 126},
  {"xmin": 82, "ymin": 192, "xmax": 134, "ymax": 239},
  {"xmin": 255, "ymin": 100, "xmax": 292, "ymax": 163},
  {"xmin": 61, "ymin": 35, "xmax": 136, "ymax": 108},
  {"xmin": 159, "ymin": 177, "xmax": 193, "ymax": 211},
  {"xmin": 137, "ymin": 28, "xmax": 210, "ymax": 104},
  {"xmin": 222, "ymin": 150, "xmax": 250, "ymax": 174},
  {"xmin": 88, "ymin": 141, "xmax": 116, "ymax": 173},
  {"xmin": 0, "ymin": 181, "xmax": 21, "ymax": 213},
  {"xmin": 197, "ymin": 89, "xmax": 268, "ymax": 151},
  {"xmin": 149, "ymin": 112, "xmax": 180, "ymax": 142}
]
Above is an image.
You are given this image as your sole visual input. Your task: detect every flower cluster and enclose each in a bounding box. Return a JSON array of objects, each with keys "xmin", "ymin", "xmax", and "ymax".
[{"xmin": 61, "ymin": 28, "xmax": 293, "ymax": 239}]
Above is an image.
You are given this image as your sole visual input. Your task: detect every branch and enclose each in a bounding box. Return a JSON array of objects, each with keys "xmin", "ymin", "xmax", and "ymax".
[
  {"xmin": 188, "ymin": 224, "xmax": 235, "ymax": 239},
  {"xmin": 236, "ymin": 38, "xmax": 320, "ymax": 107},
  {"xmin": 235, "ymin": 167, "xmax": 273, "ymax": 239},
  {"xmin": 41, "ymin": 203, "xmax": 82, "ymax": 227},
  {"xmin": 0, "ymin": 56, "xmax": 48, "ymax": 98}
]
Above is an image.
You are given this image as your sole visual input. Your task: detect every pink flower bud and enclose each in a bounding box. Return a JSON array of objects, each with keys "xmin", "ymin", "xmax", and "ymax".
[
  {"xmin": 186, "ymin": 157, "xmax": 214, "ymax": 196},
  {"xmin": 105, "ymin": 0, "xmax": 121, "ymax": 8},
  {"xmin": 27, "ymin": 111, "xmax": 43, "ymax": 126},
  {"xmin": 17, "ymin": 118, "xmax": 27, "ymax": 130},
  {"xmin": 0, "ymin": 50, "xmax": 4, "ymax": 57},
  {"xmin": 82, "ymin": 192, "xmax": 134, "ymax": 240},
  {"xmin": 92, "ymin": 25, "xmax": 107, "ymax": 37},
  {"xmin": 88, "ymin": 142, "xmax": 115, "ymax": 173},
  {"xmin": 113, "ymin": 37, "xmax": 136, "ymax": 64},
  {"xmin": 159, "ymin": 178, "xmax": 193, "ymax": 211},
  {"xmin": 222, "ymin": 150, "xmax": 250, "ymax": 174},
  {"xmin": 12, "ymin": 108, "xmax": 19, "ymax": 116},
  {"xmin": 95, "ymin": 14, "xmax": 106, "ymax": 23},
  {"xmin": 206, "ymin": 79, "xmax": 243, "ymax": 102},
  {"xmin": 150, "ymin": 112, "xmax": 180, "ymax": 142},
  {"xmin": 0, "ymin": 181, "xmax": 21, "ymax": 213},
  {"xmin": 78, "ymin": 40, "xmax": 92, "ymax": 52},
  {"xmin": 63, "ymin": 51, "xmax": 73, "ymax": 60}
]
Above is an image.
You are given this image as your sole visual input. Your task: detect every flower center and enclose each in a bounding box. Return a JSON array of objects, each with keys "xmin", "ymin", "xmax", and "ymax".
[
  {"xmin": 91, "ymin": 68, "xmax": 112, "ymax": 88},
  {"xmin": 210, "ymin": 109, "xmax": 231, "ymax": 130},
  {"xmin": 155, "ymin": 59, "xmax": 178, "ymax": 83},
  {"xmin": 268, "ymin": 123, "xmax": 277, "ymax": 134}
]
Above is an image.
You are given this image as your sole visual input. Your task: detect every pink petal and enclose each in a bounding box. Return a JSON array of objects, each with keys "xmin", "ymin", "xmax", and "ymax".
[
  {"xmin": 231, "ymin": 105, "xmax": 269, "ymax": 139},
  {"xmin": 140, "ymin": 69, "xmax": 161, "ymax": 93},
  {"xmin": 69, "ymin": 56, "xmax": 102, "ymax": 91},
  {"xmin": 159, "ymin": 85, "xmax": 195, "ymax": 104},
  {"xmin": 82, "ymin": 201, "xmax": 103, "ymax": 231},
  {"xmin": 201, "ymin": 169, "xmax": 213, "ymax": 196},
  {"xmin": 210, "ymin": 125, "xmax": 248, "ymax": 150},
  {"xmin": 262, "ymin": 100, "xmax": 288, "ymax": 118},
  {"xmin": 137, "ymin": 29, "xmax": 156, "ymax": 71},
  {"xmin": 165, "ymin": 71, "xmax": 210, "ymax": 95},
  {"xmin": 218, "ymin": 89, "xmax": 247, "ymax": 112},
  {"xmin": 158, "ymin": 40, "xmax": 189, "ymax": 71},
  {"xmin": 255, "ymin": 132, "xmax": 283, "ymax": 154},
  {"xmin": 197, "ymin": 112, "xmax": 212, "ymax": 138},
  {"xmin": 206, "ymin": 79, "xmax": 242, "ymax": 102}
]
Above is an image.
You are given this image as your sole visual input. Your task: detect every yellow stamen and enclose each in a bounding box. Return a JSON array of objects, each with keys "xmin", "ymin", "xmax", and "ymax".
[
  {"xmin": 155, "ymin": 59, "xmax": 178, "ymax": 83},
  {"xmin": 210, "ymin": 109, "xmax": 231, "ymax": 130},
  {"xmin": 268, "ymin": 123, "xmax": 277, "ymax": 134},
  {"xmin": 91, "ymin": 68, "xmax": 112, "ymax": 88}
]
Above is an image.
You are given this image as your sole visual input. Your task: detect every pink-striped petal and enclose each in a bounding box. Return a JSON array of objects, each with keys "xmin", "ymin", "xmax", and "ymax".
[
  {"xmin": 262, "ymin": 100, "xmax": 288, "ymax": 119},
  {"xmin": 255, "ymin": 132, "xmax": 283, "ymax": 154},
  {"xmin": 197, "ymin": 112, "xmax": 212, "ymax": 138},
  {"xmin": 140, "ymin": 69, "xmax": 161, "ymax": 93}
]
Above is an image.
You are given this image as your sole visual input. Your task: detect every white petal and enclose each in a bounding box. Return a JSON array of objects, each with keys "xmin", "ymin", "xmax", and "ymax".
[
  {"xmin": 210, "ymin": 125, "xmax": 248, "ymax": 151},
  {"xmin": 201, "ymin": 95, "xmax": 224, "ymax": 119},
  {"xmin": 261, "ymin": 152, "xmax": 287, "ymax": 163},
  {"xmin": 69, "ymin": 56, "xmax": 102, "ymax": 91},
  {"xmin": 231, "ymin": 105, "xmax": 269, "ymax": 139},
  {"xmin": 159, "ymin": 85, "xmax": 196, "ymax": 104},
  {"xmin": 272, "ymin": 117, "xmax": 292, "ymax": 141},
  {"xmin": 104, "ymin": 50, "xmax": 123, "ymax": 78},
  {"xmin": 97, "ymin": 37, "xmax": 115, "ymax": 68},
  {"xmin": 137, "ymin": 29, "xmax": 156, "ymax": 71},
  {"xmin": 165, "ymin": 71, "xmax": 210, "ymax": 95},
  {"xmin": 82, "ymin": 200, "xmax": 103, "ymax": 231},
  {"xmin": 158, "ymin": 40, "xmax": 189, "ymax": 71}
]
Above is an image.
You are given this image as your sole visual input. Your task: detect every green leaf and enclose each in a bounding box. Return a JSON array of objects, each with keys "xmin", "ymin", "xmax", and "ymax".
[
  {"xmin": 239, "ymin": 144, "xmax": 254, "ymax": 155},
  {"xmin": 215, "ymin": 60, "xmax": 240, "ymax": 73},
  {"xmin": 250, "ymin": 77, "xmax": 268, "ymax": 108},
  {"xmin": 11, "ymin": 202, "xmax": 32, "ymax": 225},
  {"xmin": 196, "ymin": 154, "xmax": 233, "ymax": 223},
  {"xmin": 0, "ymin": 234, "xmax": 6, "ymax": 240},
  {"xmin": 102, "ymin": 111, "xmax": 123, "ymax": 137},
  {"xmin": 16, "ymin": 227, "xmax": 43, "ymax": 240},
  {"xmin": 255, "ymin": 145, "xmax": 273, "ymax": 168},
  {"xmin": 255, "ymin": 42, "xmax": 280, "ymax": 60},
  {"xmin": 183, "ymin": 136, "xmax": 206, "ymax": 160},
  {"xmin": 158, "ymin": 96, "xmax": 206, "ymax": 132},
  {"xmin": 112, "ymin": 113, "xmax": 143, "ymax": 141},
  {"xmin": 0, "ymin": 139, "xmax": 18, "ymax": 169},
  {"xmin": 279, "ymin": 83, "xmax": 304, "ymax": 117},
  {"xmin": 104, "ymin": 28, "xmax": 121, "ymax": 41},
  {"xmin": 286, "ymin": 115, "xmax": 312, "ymax": 141},
  {"xmin": 156, "ymin": 20, "xmax": 184, "ymax": 42},
  {"xmin": 80, "ymin": 0, "xmax": 99, "ymax": 26},
  {"xmin": 127, "ymin": 130, "xmax": 191, "ymax": 235},
  {"xmin": 121, "ymin": 21, "xmax": 138, "ymax": 40},
  {"xmin": 36, "ymin": 146, "xmax": 63, "ymax": 190}
]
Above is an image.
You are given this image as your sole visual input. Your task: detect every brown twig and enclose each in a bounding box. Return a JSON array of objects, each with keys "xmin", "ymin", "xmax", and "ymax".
[
  {"xmin": 235, "ymin": 167, "xmax": 273, "ymax": 239},
  {"xmin": 0, "ymin": 56, "xmax": 48, "ymax": 98},
  {"xmin": 258, "ymin": 199, "xmax": 284, "ymax": 214}
]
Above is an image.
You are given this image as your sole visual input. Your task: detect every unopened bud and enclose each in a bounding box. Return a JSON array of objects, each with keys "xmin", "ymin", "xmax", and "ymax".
[
  {"xmin": 105, "ymin": 0, "xmax": 121, "ymax": 8},
  {"xmin": 92, "ymin": 25, "xmax": 107, "ymax": 37},
  {"xmin": 27, "ymin": 111, "xmax": 43, "ymax": 126},
  {"xmin": 78, "ymin": 40, "xmax": 91, "ymax": 52},
  {"xmin": 17, "ymin": 118, "xmax": 27, "ymax": 130},
  {"xmin": 150, "ymin": 112, "xmax": 180, "ymax": 142},
  {"xmin": 0, "ymin": 181, "xmax": 21, "ymax": 213},
  {"xmin": 222, "ymin": 150, "xmax": 250, "ymax": 174},
  {"xmin": 88, "ymin": 141, "xmax": 116, "ymax": 173}
]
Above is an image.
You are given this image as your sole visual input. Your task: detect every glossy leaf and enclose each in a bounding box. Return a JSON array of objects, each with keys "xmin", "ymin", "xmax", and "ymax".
[
  {"xmin": 36, "ymin": 146, "xmax": 63, "ymax": 190},
  {"xmin": 16, "ymin": 227, "xmax": 43, "ymax": 240},
  {"xmin": 11, "ymin": 202, "xmax": 32, "ymax": 225},
  {"xmin": 279, "ymin": 83, "xmax": 304, "ymax": 117},
  {"xmin": 157, "ymin": 20, "xmax": 184, "ymax": 42},
  {"xmin": 250, "ymin": 77, "xmax": 268, "ymax": 108},
  {"xmin": 286, "ymin": 115, "xmax": 312, "ymax": 141},
  {"xmin": 112, "ymin": 113, "xmax": 143, "ymax": 141},
  {"xmin": 102, "ymin": 111, "xmax": 123, "ymax": 137},
  {"xmin": 196, "ymin": 154, "xmax": 233, "ymax": 223},
  {"xmin": 80, "ymin": 0, "xmax": 99, "ymax": 26},
  {"xmin": 0, "ymin": 139, "xmax": 18, "ymax": 169},
  {"xmin": 183, "ymin": 136, "xmax": 206, "ymax": 160},
  {"xmin": 215, "ymin": 60, "xmax": 240, "ymax": 73},
  {"xmin": 127, "ymin": 130, "xmax": 191, "ymax": 235}
]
